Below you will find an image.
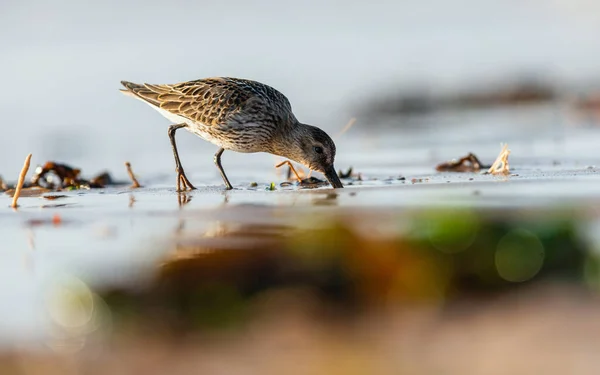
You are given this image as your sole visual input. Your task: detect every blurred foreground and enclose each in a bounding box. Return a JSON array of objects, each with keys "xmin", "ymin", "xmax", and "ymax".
[{"xmin": 3, "ymin": 205, "xmax": 600, "ymax": 375}]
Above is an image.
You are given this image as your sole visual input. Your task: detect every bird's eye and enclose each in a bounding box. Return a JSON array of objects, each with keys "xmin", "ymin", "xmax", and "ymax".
[{"xmin": 313, "ymin": 146, "xmax": 324, "ymax": 154}]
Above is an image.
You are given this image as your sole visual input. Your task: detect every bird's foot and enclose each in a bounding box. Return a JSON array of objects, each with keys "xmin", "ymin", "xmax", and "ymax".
[{"xmin": 176, "ymin": 170, "xmax": 196, "ymax": 192}]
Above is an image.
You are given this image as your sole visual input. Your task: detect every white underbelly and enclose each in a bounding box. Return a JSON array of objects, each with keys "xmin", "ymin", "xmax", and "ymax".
[
  {"xmin": 148, "ymin": 102, "xmax": 223, "ymax": 146},
  {"xmin": 140, "ymin": 98, "xmax": 265, "ymax": 153}
]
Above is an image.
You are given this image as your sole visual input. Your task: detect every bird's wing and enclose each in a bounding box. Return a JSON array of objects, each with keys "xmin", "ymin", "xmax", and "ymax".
[{"xmin": 121, "ymin": 78, "xmax": 287, "ymax": 126}]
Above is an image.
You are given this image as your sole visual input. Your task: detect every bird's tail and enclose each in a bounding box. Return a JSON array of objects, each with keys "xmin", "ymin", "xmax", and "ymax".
[
  {"xmin": 120, "ymin": 80, "xmax": 162, "ymax": 106},
  {"xmin": 120, "ymin": 80, "xmax": 144, "ymax": 98}
]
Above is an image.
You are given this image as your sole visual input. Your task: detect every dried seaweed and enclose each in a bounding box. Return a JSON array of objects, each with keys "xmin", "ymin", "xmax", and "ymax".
[
  {"xmin": 27, "ymin": 161, "xmax": 129, "ymax": 190},
  {"xmin": 436, "ymin": 153, "xmax": 490, "ymax": 172}
]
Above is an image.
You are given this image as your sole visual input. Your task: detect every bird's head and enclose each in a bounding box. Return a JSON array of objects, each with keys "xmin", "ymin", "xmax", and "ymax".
[{"xmin": 281, "ymin": 124, "xmax": 343, "ymax": 188}]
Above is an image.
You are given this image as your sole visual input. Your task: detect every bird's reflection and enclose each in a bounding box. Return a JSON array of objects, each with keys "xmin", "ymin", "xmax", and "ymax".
[
  {"xmin": 221, "ymin": 191, "xmax": 230, "ymax": 205},
  {"xmin": 177, "ymin": 190, "xmax": 230, "ymax": 208},
  {"xmin": 177, "ymin": 192, "xmax": 192, "ymax": 208}
]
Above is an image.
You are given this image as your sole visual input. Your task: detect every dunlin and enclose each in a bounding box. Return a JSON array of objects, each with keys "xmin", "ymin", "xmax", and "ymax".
[{"xmin": 120, "ymin": 77, "xmax": 343, "ymax": 191}]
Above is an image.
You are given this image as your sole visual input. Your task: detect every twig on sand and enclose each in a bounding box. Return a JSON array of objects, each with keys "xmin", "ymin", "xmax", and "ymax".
[
  {"xmin": 275, "ymin": 161, "xmax": 304, "ymax": 182},
  {"xmin": 11, "ymin": 153, "xmax": 32, "ymax": 209},
  {"xmin": 488, "ymin": 144, "xmax": 511, "ymax": 175},
  {"xmin": 125, "ymin": 162, "xmax": 141, "ymax": 188}
]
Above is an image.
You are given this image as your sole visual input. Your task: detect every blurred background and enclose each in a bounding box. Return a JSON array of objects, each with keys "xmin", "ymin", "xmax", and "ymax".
[
  {"xmin": 2, "ymin": 0, "xmax": 600, "ymax": 178},
  {"xmin": 3, "ymin": 1, "xmax": 600, "ymax": 374}
]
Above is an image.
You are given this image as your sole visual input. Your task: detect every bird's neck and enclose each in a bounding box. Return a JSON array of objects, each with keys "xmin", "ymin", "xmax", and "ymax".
[{"xmin": 270, "ymin": 121, "xmax": 306, "ymax": 162}]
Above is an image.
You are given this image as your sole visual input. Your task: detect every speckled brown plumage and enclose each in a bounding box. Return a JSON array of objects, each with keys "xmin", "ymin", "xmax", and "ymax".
[
  {"xmin": 122, "ymin": 78, "xmax": 294, "ymax": 128},
  {"xmin": 120, "ymin": 77, "xmax": 343, "ymax": 191}
]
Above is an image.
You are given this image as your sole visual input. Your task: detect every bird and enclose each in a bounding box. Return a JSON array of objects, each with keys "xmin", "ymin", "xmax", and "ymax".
[{"xmin": 120, "ymin": 77, "xmax": 343, "ymax": 191}]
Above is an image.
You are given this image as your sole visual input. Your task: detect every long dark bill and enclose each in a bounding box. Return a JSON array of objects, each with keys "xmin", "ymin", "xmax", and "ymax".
[{"xmin": 324, "ymin": 165, "xmax": 344, "ymax": 188}]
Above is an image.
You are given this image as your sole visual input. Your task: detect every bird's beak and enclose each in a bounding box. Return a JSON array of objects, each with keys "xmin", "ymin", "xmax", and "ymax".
[{"xmin": 324, "ymin": 165, "xmax": 344, "ymax": 188}]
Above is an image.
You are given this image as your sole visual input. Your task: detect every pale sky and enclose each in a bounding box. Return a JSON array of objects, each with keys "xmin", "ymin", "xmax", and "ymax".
[{"xmin": 1, "ymin": 0, "xmax": 600, "ymax": 176}]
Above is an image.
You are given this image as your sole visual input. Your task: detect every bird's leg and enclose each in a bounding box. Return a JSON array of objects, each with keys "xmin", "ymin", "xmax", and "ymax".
[
  {"xmin": 214, "ymin": 148, "xmax": 233, "ymax": 190},
  {"xmin": 168, "ymin": 124, "xmax": 196, "ymax": 192}
]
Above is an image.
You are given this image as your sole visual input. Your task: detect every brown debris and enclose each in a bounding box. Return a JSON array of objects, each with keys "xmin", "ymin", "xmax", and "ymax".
[
  {"xmin": 299, "ymin": 176, "xmax": 328, "ymax": 188},
  {"xmin": 2, "ymin": 157, "xmax": 145, "ymax": 203},
  {"xmin": 339, "ymin": 167, "xmax": 353, "ymax": 179},
  {"xmin": 338, "ymin": 167, "xmax": 363, "ymax": 181},
  {"xmin": 90, "ymin": 172, "xmax": 113, "ymax": 187},
  {"xmin": 21, "ymin": 161, "xmax": 126, "ymax": 190},
  {"xmin": 31, "ymin": 161, "xmax": 81, "ymax": 188},
  {"xmin": 43, "ymin": 195, "xmax": 68, "ymax": 200},
  {"xmin": 436, "ymin": 153, "xmax": 490, "ymax": 172},
  {"xmin": 125, "ymin": 162, "xmax": 141, "ymax": 188},
  {"xmin": 11, "ymin": 153, "xmax": 32, "ymax": 209}
]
